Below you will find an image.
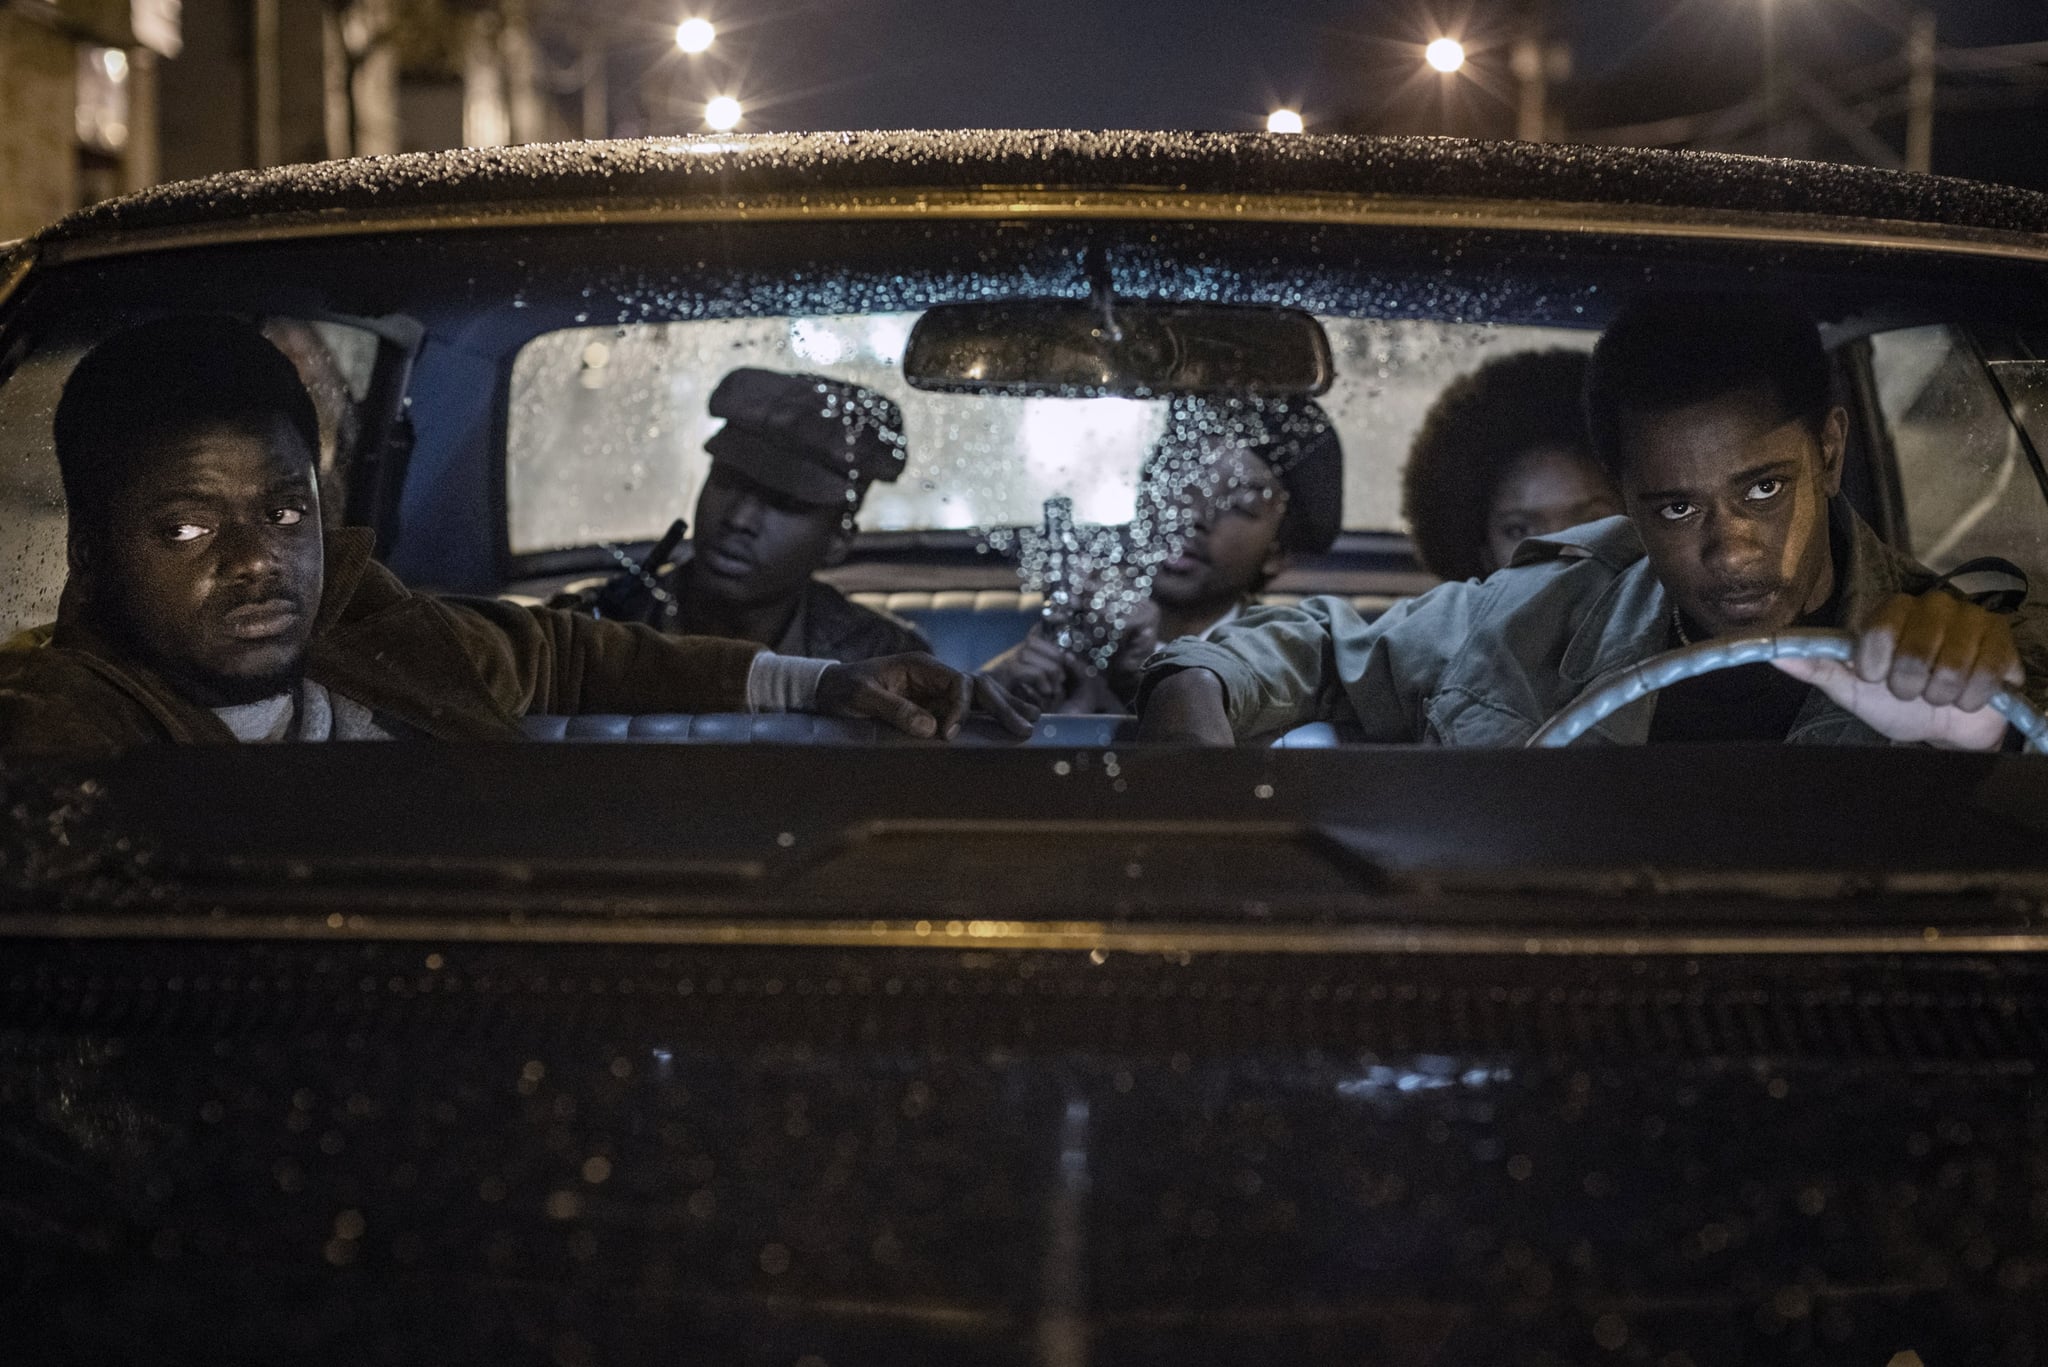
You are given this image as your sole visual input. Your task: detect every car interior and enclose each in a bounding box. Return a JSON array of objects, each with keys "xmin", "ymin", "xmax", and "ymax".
[{"xmin": 3, "ymin": 215, "xmax": 2047, "ymax": 751}]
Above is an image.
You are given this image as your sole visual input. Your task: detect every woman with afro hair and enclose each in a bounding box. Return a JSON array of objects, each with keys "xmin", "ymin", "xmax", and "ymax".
[{"xmin": 1400, "ymin": 349, "xmax": 1621, "ymax": 583}]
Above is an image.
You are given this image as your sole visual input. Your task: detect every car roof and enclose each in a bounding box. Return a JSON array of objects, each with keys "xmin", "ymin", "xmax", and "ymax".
[{"xmin": 31, "ymin": 131, "xmax": 2048, "ymax": 251}]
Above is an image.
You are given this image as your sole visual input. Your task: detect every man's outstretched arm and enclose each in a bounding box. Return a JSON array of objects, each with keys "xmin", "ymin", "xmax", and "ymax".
[
  {"xmin": 1136, "ymin": 667, "xmax": 1234, "ymax": 745},
  {"xmin": 441, "ymin": 597, "xmax": 1038, "ymax": 738},
  {"xmin": 1135, "ymin": 587, "xmax": 1479, "ymax": 745}
]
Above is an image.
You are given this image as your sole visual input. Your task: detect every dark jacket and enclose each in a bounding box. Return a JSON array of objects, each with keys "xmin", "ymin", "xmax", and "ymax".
[
  {"xmin": 575, "ymin": 556, "xmax": 929, "ymax": 665},
  {"xmin": 0, "ymin": 528, "xmax": 762, "ymax": 757},
  {"xmin": 773, "ymin": 580, "xmax": 930, "ymax": 664}
]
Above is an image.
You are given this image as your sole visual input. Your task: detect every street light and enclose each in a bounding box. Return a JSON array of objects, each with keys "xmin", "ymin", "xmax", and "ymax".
[
  {"xmin": 1266, "ymin": 108, "xmax": 1305, "ymax": 134},
  {"xmin": 704, "ymin": 95, "xmax": 742, "ymax": 131},
  {"xmin": 1425, "ymin": 38, "xmax": 1466, "ymax": 73},
  {"xmin": 675, "ymin": 16, "xmax": 715, "ymax": 54}
]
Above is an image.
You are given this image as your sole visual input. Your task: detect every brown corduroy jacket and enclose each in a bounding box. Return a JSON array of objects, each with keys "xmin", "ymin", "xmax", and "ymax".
[{"xmin": 0, "ymin": 528, "xmax": 764, "ymax": 757}]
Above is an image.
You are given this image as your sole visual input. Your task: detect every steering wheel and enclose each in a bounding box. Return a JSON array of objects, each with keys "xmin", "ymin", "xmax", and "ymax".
[{"xmin": 1526, "ymin": 628, "xmax": 2048, "ymax": 754}]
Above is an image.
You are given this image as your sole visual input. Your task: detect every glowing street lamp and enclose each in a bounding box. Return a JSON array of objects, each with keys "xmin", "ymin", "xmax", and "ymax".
[
  {"xmin": 1266, "ymin": 108, "xmax": 1305, "ymax": 134},
  {"xmin": 1425, "ymin": 37, "xmax": 1466, "ymax": 73},
  {"xmin": 675, "ymin": 16, "xmax": 715, "ymax": 53},
  {"xmin": 704, "ymin": 95, "xmax": 742, "ymax": 131}
]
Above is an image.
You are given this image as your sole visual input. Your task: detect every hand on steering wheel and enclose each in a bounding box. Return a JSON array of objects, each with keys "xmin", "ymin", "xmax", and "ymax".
[
  {"xmin": 1528, "ymin": 625, "xmax": 2046, "ymax": 753},
  {"xmin": 1770, "ymin": 592, "xmax": 2024, "ymax": 750}
]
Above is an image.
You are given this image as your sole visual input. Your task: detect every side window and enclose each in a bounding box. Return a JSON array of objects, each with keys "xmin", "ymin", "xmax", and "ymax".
[
  {"xmin": 1868, "ymin": 324, "xmax": 2048, "ymax": 588},
  {"xmin": 0, "ymin": 341, "xmax": 78, "ymax": 638}
]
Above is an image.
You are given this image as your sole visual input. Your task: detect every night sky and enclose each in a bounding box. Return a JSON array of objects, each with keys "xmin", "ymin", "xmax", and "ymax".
[{"xmin": 611, "ymin": 0, "xmax": 2048, "ymax": 187}]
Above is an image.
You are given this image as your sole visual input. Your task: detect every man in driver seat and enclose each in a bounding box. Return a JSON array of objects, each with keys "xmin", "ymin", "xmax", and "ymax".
[
  {"xmin": 0, "ymin": 318, "xmax": 1031, "ymax": 755},
  {"xmin": 1139, "ymin": 292, "xmax": 2047, "ymax": 748},
  {"xmin": 568, "ymin": 367, "xmax": 930, "ymax": 664}
]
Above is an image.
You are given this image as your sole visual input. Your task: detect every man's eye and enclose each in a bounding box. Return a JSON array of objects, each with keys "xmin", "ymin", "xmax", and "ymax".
[
  {"xmin": 165, "ymin": 524, "xmax": 209, "ymax": 543},
  {"xmin": 1745, "ymin": 478, "xmax": 1785, "ymax": 502},
  {"xmin": 1657, "ymin": 502, "xmax": 1696, "ymax": 522},
  {"xmin": 1498, "ymin": 523, "xmax": 1530, "ymax": 543},
  {"xmin": 270, "ymin": 507, "xmax": 306, "ymax": 526}
]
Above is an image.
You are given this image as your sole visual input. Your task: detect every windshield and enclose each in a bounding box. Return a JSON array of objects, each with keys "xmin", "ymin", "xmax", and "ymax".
[{"xmin": 1, "ymin": 212, "xmax": 2046, "ymax": 908}]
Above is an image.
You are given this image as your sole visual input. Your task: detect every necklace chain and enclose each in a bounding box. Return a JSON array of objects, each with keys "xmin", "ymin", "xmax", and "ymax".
[{"xmin": 1672, "ymin": 607, "xmax": 1693, "ymax": 647}]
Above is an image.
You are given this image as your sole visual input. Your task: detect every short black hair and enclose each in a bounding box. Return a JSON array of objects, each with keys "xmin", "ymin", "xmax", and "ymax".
[
  {"xmin": 1583, "ymin": 292, "xmax": 1832, "ymax": 484},
  {"xmin": 1401, "ymin": 349, "xmax": 1592, "ymax": 582},
  {"xmin": 54, "ymin": 315, "xmax": 321, "ymax": 542}
]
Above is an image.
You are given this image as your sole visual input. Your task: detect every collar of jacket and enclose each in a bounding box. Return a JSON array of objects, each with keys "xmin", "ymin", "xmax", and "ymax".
[
  {"xmin": 1524, "ymin": 502, "xmax": 1918, "ymax": 745},
  {"xmin": 44, "ymin": 527, "xmax": 388, "ymax": 743}
]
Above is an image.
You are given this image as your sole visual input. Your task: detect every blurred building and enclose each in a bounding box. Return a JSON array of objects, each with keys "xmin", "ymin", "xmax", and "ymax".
[
  {"xmin": 2, "ymin": 0, "xmax": 574, "ymax": 239},
  {"xmin": 1, "ymin": 0, "xmax": 174, "ymax": 240}
]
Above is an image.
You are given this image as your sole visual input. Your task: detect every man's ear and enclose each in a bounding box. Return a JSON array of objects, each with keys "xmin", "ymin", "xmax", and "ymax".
[
  {"xmin": 63, "ymin": 527, "xmax": 100, "ymax": 615},
  {"xmin": 66, "ymin": 526, "xmax": 97, "ymax": 584},
  {"xmin": 1818, "ymin": 406, "xmax": 1849, "ymax": 497},
  {"xmin": 819, "ymin": 523, "xmax": 855, "ymax": 570}
]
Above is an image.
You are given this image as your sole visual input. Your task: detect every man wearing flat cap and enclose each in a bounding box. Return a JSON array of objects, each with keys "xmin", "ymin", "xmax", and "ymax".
[
  {"xmin": 984, "ymin": 393, "xmax": 1344, "ymax": 713},
  {"xmin": 585, "ymin": 367, "xmax": 931, "ymax": 663}
]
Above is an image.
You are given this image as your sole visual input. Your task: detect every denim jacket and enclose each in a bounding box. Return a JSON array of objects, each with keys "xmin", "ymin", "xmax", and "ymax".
[{"xmin": 1148, "ymin": 503, "xmax": 2048, "ymax": 746}]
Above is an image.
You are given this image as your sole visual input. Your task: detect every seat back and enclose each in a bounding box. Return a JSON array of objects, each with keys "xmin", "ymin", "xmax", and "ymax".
[{"xmin": 850, "ymin": 590, "xmax": 1039, "ymax": 672}]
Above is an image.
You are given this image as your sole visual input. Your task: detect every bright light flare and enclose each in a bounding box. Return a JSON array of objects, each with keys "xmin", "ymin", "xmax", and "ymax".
[
  {"xmin": 1265, "ymin": 108, "xmax": 1305, "ymax": 134},
  {"xmin": 704, "ymin": 96, "xmax": 742, "ymax": 131},
  {"xmin": 1425, "ymin": 38, "xmax": 1466, "ymax": 73},
  {"xmin": 674, "ymin": 17, "xmax": 715, "ymax": 53}
]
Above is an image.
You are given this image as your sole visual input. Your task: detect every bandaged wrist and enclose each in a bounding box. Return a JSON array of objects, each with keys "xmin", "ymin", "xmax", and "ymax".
[{"xmin": 745, "ymin": 652, "xmax": 837, "ymax": 712}]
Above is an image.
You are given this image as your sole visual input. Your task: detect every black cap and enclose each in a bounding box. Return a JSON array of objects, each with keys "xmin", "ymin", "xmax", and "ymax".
[
  {"xmin": 1149, "ymin": 395, "xmax": 1345, "ymax": 553},
  {"xmin": 703, "ymin": 367, "xmax": 907, "ymax": 508}
]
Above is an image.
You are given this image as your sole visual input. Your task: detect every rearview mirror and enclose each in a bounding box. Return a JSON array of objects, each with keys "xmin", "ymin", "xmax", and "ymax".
[{"xmin": 902, "ymin": 301, "xmax": 1334, "ymax": 398}]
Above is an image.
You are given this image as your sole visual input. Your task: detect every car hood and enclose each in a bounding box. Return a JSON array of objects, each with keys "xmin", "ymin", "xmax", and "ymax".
[{"xmin": 0, "ymin": 937, "xmax": 2042, "ymax": 1364}]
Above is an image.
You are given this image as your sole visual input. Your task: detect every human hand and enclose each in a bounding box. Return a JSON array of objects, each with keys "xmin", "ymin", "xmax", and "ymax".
[
  {"xmin": 1772, "ymin": 592, "xmax": 2023, "ymax": 751},
  {"xmin": 983, "ymin": 627, "xmax": 1090, "ymax": 713},
  {"xmin": 816, "ymin": 653, "xmax": 1041, "ymax": 740},
  {"xmin": 1134, "ymin": 667, "xmax": 1234, "ymax": 745}
]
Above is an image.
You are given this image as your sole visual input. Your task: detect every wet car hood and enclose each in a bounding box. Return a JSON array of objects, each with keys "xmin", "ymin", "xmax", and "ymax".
[
  {"xmin": 3, "ymin": 744, "xmax": 2048, "ymax": 1359},
  {"xmin": 6, "ymin": 742, "xmax": 2047, "ymax": 919},
  {"xmin": 2, "ymin": 937, "xmax": 2044, "ymax": 1365}
]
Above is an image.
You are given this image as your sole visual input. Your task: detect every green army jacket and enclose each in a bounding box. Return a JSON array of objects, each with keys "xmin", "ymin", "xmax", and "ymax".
[
  {"xmin": 0, "ymin": 528, "xmax": 763, "ymax": 757},
  {"xmin": 1149, "ymin": 503, "xmax": 2048, "ymax": 746}
]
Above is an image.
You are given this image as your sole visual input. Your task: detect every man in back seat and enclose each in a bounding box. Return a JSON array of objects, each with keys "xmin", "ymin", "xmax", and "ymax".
[
  {"xmin": 0, "ymin": 319, "xmax": 1032, "ymax": 755},
  {"xmin": 568, "ymin": 367, "xmax": 930, "ymax": 664},
  {"xmin": 985, "ymin": 395, "xmax": 1343, "ymax": 713}
]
